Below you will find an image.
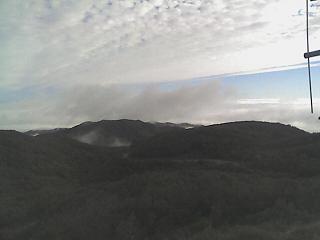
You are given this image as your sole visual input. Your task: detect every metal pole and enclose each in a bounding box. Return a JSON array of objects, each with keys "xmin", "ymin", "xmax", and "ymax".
[{"xmin": 306, "ymin": 0, "xmax": 314, "ymax": 113}]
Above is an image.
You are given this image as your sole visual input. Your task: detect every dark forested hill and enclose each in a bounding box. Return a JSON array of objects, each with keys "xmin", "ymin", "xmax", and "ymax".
[
  {"xmin": 2, "ymin": 120, "xmax": 320, "ymax": 240},
  {"xmin": 26, "ymin": 119, "xmax": 185, "ymax": 147},
  {"xmin": 132, "ymin": 121, "xmax": 309, "ymax": 158},
  {"xmin": 132, "ymin": 121, "xmax": 320, "ymax": 176}
]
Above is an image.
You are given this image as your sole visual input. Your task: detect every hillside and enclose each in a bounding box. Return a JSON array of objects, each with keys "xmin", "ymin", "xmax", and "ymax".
[
  {"xmin": 26, "ymin": 119, "xmax": 185, "ymax": 147},
  {"xmin": 133, "ymin": 121, "xmax": 309, "ymax": 158},
  {"xmin": 2, "ymin": 120, "xmax": 320, "ymax": 240},
  {"xmin": 132, "ymin": 121, "xmax": 320, "ymax": 176}
]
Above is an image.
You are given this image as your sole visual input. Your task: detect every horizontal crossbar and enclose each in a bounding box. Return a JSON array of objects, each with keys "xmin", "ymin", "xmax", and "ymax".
[{"xmin": 304, "ymin": 50, "xmax": 320, "ymax": 59}]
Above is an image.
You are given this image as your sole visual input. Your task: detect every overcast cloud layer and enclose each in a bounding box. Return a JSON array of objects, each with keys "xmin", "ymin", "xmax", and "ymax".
[
  {"xmin": 1, "ymin": 0, "xmax": 320, "ymax": 131},
  {"xmin": 2, "ymin": 0, "xmax": 320, "ymax": 88}
]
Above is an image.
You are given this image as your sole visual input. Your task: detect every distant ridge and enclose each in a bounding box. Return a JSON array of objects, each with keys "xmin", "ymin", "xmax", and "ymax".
[
  {"xmin": 24, "ymin": 119, "xmax": 198, "ymax": 147},
  {"xmin": 132, "ymin": 120, "xmax": 312, "ymax": 159}
]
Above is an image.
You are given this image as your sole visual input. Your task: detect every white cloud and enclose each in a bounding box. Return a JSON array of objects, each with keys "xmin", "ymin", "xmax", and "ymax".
[
  {"xmin": 1, "ymin": 0, "xmax": 320, "ymax": 130},
  {"xmin": 2, "ymin": 0, "xmax": 320, "ymax": 89},
  {"xmin": 1, "ymin": 81, "xmax": 319, "ymax": 133},
  {"xmin": 0, "ymin": 81, "xmax": 235, "ymax": 129},
  {"xmin": 237, "ymin": 99, "xmax": 280, "ymax": 105},
  {"xmin": 209, "ymin": 97, "xmax": 320, "ymax": 133}
]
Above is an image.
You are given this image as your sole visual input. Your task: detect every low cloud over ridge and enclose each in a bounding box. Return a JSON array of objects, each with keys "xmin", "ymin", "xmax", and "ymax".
[{"xmin": 1, "ymin": 80, "xmax": 318, "ymax": 132}]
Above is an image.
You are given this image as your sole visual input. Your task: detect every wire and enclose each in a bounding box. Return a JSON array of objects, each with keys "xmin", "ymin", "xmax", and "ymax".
[{"xmin": 306, "ymin": 0, "xmax": 314, "ymax": 113}]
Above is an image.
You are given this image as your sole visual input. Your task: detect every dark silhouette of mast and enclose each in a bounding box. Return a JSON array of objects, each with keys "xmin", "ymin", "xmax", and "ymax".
[{"xmin": 304, "ymin": 0, "xmax": 320, "ymax": 114}]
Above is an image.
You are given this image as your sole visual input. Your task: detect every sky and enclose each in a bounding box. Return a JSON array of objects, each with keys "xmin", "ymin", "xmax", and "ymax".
[{"xmin": 1, "ymin": 0, "xmax": 320, "ymax": 132}]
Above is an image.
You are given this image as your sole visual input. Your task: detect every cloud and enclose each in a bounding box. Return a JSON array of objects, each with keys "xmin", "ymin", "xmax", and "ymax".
[
  {"xmin": 1, "ymin": 80, "xmax": 319, "ymax": 132},
  {"xmin": 50, "ymin": 80, "xmax": 238, "ymax": 124},
  {"xmin": 209, "ymin": 98, "xmax": 319, "ymax": 133},
  {"xmin": 2, "ymin": 0, "xmax": 320, "ymax": 89},
  {"xmin": 237, "ymin": 99, "xmax": 280, "ymax": 105},
  {"xmin": 0, "ymin": 80, "xmax": 236, "ymax": 129},
  {"xmin": 1, "ymin": 0, "xmax": 320, "ymax": 131}
]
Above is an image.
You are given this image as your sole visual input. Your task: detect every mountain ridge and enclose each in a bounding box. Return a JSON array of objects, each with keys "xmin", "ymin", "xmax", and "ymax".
[
  {"xmin": 2, "ymin": 119, "xmax": 320, "ymax": 239},
  {"xmin": 23, "ymin": 119, "xmax": 308, "ymax": 147}
]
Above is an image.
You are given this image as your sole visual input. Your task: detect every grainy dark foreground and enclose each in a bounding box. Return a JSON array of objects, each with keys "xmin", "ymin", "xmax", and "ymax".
[{"xmin": 2, "ymin": 120, "xmax": 320, "ymax": 240}]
